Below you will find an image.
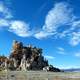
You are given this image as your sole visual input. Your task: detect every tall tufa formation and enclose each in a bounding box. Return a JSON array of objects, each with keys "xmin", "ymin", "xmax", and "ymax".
[
  {"xmin": 9, "ymin": 40, "xmax": 48, "ymax": 71},
  {"xmin": 0, "ymin": 40, "xmax": 61, "ymax": 72}
]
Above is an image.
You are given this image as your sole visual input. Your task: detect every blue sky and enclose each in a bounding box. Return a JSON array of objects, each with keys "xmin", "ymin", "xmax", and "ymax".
[{"xmin": 0, "ymin": 0, "xmax": 80, "ymax": 69}]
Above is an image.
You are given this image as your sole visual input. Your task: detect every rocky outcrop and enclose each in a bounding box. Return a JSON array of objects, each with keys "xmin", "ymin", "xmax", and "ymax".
[
  {"xmin": 0, "ymin": 40, "xmax": 61, "ymax": 72},
  {"xmin": 9, "ymin": 40, "xmax": 48, "ymax": 71}
]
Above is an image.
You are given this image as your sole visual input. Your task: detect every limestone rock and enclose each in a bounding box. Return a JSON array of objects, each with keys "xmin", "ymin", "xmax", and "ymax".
[{"xmin": 0, "ymin": 40, "xmax": 61, "ymax": 72}]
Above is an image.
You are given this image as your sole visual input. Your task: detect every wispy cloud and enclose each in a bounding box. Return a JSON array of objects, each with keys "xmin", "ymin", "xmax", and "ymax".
[
  {"xmin": 0, "ymin": 1, "xmax": 31, "ymax": 37},
  {"xmin": 34, "ymin": 2, "xmax": 80, "ymax": 46},
  {"xmin": 57, "ymin": 47, "xmax": 64, "ymax": 51},
  {"xmin": 34, "ymin": 31, "xmax": 54, "ymax": 39},
  {"xmin": 75, "ymin": 52, "xmax": 80, "ymax": 58},
  {"xmin": 0, "ymin": 19, "xmax": 9, "ymax": 27},
  {"xmin": 44, "ymin": 55, "xmax": 55, "ymax": 59},
  {"xmin": 68, "ymin": 20, "xmax": 80, "ymax": 46},
  {"xmin": 35, "ymin": 2, "xmax": 74, "ymax": 39},
  {"xmin": 43, "ymin": 2, "xmax": 74, "ymax": 32},
  {"xmin": 57, "ymin": 47, "xmax": 66, "ymax": 55},
  {"xmin": 0, "ymin": 1, "xmax": 80, "ymax": 47},
  {"xmin": 0, "ymin": 1, "xmax": 12, "ymax": 31},
  {"xmin": 69, "ymin": 32, "xmax": 80, "ymax": 46},
  {"xmin": 9, "ymin": 21, "xmax": 32, "ymax": 37},
  {"xmin": 0, "ymin": 1, "xmax": 13, "ymax": 19},
  {"xmin": 0, "ymin": 1, "xmax": 12, "ymax": 28}
]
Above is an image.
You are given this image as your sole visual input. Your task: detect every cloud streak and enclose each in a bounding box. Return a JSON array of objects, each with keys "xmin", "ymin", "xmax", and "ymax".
[
  {"xmin": 0, "ymin": 1, "xmax": 80, "ymax": 46},
  {"xmin": 35, "ymin": 2, "xmax": 74, "ymax": 39},
  {"xmin": 9, "ymin": 21, "xmax": 32, "ymax": 37},
  {"xmin": 57, "ymin": 47, "xmax": 66, "ymax": 55},
  {"xmin": 34, "ymin": 2, "xmax": 80, "ymax": 46},
  {"xmin": 44, "ymin": 55, "xmax": 55, "ymax": 59},
  {"xmin": 69, "ymin": 32, "xmax": 80, "ymax": 46},
  {"xmin": 74, "ymin": 51, "xmax": 80, "ymax": 58},
  {"xmin": 0, "ymin": 1, "xmax": 31, "ymax": 37},
  {"xmin": 0, "ymin": 1, "xmax": 13, "ymax": 19}
]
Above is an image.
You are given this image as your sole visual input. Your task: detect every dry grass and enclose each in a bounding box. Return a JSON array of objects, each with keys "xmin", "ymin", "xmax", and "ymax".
[{"xmin": 0, "ymin": 71, "xmax": 80, "ymax": 80}]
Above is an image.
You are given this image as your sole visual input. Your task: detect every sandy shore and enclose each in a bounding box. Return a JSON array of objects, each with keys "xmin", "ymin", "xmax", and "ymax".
[{"xmin": 0, "ymin": 71, "xmax": 80, "ymax": 80}]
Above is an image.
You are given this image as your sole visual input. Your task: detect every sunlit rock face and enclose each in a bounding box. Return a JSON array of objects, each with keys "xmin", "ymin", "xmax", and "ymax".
[
  {"xmin": 0, "ymin": 40, "xmax": 61, "ymax": 72},
  {"xmin": 10, "ymin": 40, "xmax": 48, "ymax": 71}
]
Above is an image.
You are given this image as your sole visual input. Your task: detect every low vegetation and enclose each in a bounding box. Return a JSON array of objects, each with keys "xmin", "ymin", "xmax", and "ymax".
[{"xmin": 0, "ymin": 71, "xmax": 80, "ymax": 80}]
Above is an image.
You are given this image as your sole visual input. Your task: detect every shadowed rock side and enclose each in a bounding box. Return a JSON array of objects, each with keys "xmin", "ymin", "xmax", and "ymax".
[{"xmin": 0, "ymin": 40, "xmax": 61, "ymax": 72}]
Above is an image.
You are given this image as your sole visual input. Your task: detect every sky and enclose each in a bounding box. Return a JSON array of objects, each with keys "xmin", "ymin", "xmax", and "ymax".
[{"xmin": 0, "ymin": 0, "xmax": 80, "ymax": 69}]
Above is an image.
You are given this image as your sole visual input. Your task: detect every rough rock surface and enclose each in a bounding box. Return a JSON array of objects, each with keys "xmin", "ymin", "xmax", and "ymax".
[{"xmin": 0, "ymin": 40, "xmax": 61, "ymax": 72}]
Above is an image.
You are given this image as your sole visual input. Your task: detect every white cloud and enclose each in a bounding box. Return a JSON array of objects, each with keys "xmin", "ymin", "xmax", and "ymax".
[
  {"xmin": 34, "ymin": 2, "xmax": 80, "ymax": 46},
  {"xmin": 0, "ymin": 1, "xmax": 32, "ymax": 37},
  {"xmin": 69, "ymin": 32, "xmax": 80, "ymax": 46},
  {"xmin": 0, "ymin": 0, "xmax": 80, "ymax": 47},
  {"xmin": 34, "ymin": 31, "xmax": 55, "ymax": 39},
  {"xmin": 72, "ymin": 20, "xmax": 80, "ymax": 28},
  {"xmin": 68, "ymin": 21, "xmax": 80, "ymax": 46},
  {"xmin": 57, "ymin": 47, "xmax": 64, "ymax": 51},
  {"xmin": 75, "ymin": 52, "xmax": 80, "ymax": 58},
  {"xmin": 44, "ymin": 55, "xmax": 55, "ymax": 59},
  {"xmin": 9, "ymin": 21, "xmax": 32, "ymax": 37},
  {"xmin": 0, "ymin": 1, "xmax": 12, "ymax": 29},
  {"xmin": 0, "ymin": 19, "xmax": 9, "ymax": 27},
  {"xmin": 57, "ymin": 47, "xmax": 66, "ymax": 55},
  {"xmin": 0, "ymin": 1, "xmax": 13, "ymax": 19},
  {"xmin": 34, "ymin": 2, "xmax": 74, "ymax": 39},
  {"xmin": 43, "ymin": 2, "xmax": 73, "ymax": 32}
]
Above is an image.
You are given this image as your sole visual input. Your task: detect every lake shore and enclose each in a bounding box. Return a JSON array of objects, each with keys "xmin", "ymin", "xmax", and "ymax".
[{"xmin": 0, "ymin": 71, "xmax": 80, "ymax": 80}]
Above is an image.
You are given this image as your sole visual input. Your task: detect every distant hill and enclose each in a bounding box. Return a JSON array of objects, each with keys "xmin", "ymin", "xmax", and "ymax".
[{"xmin": 63, "ymin": 68, "xmax": 80, "ymax": 72}]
